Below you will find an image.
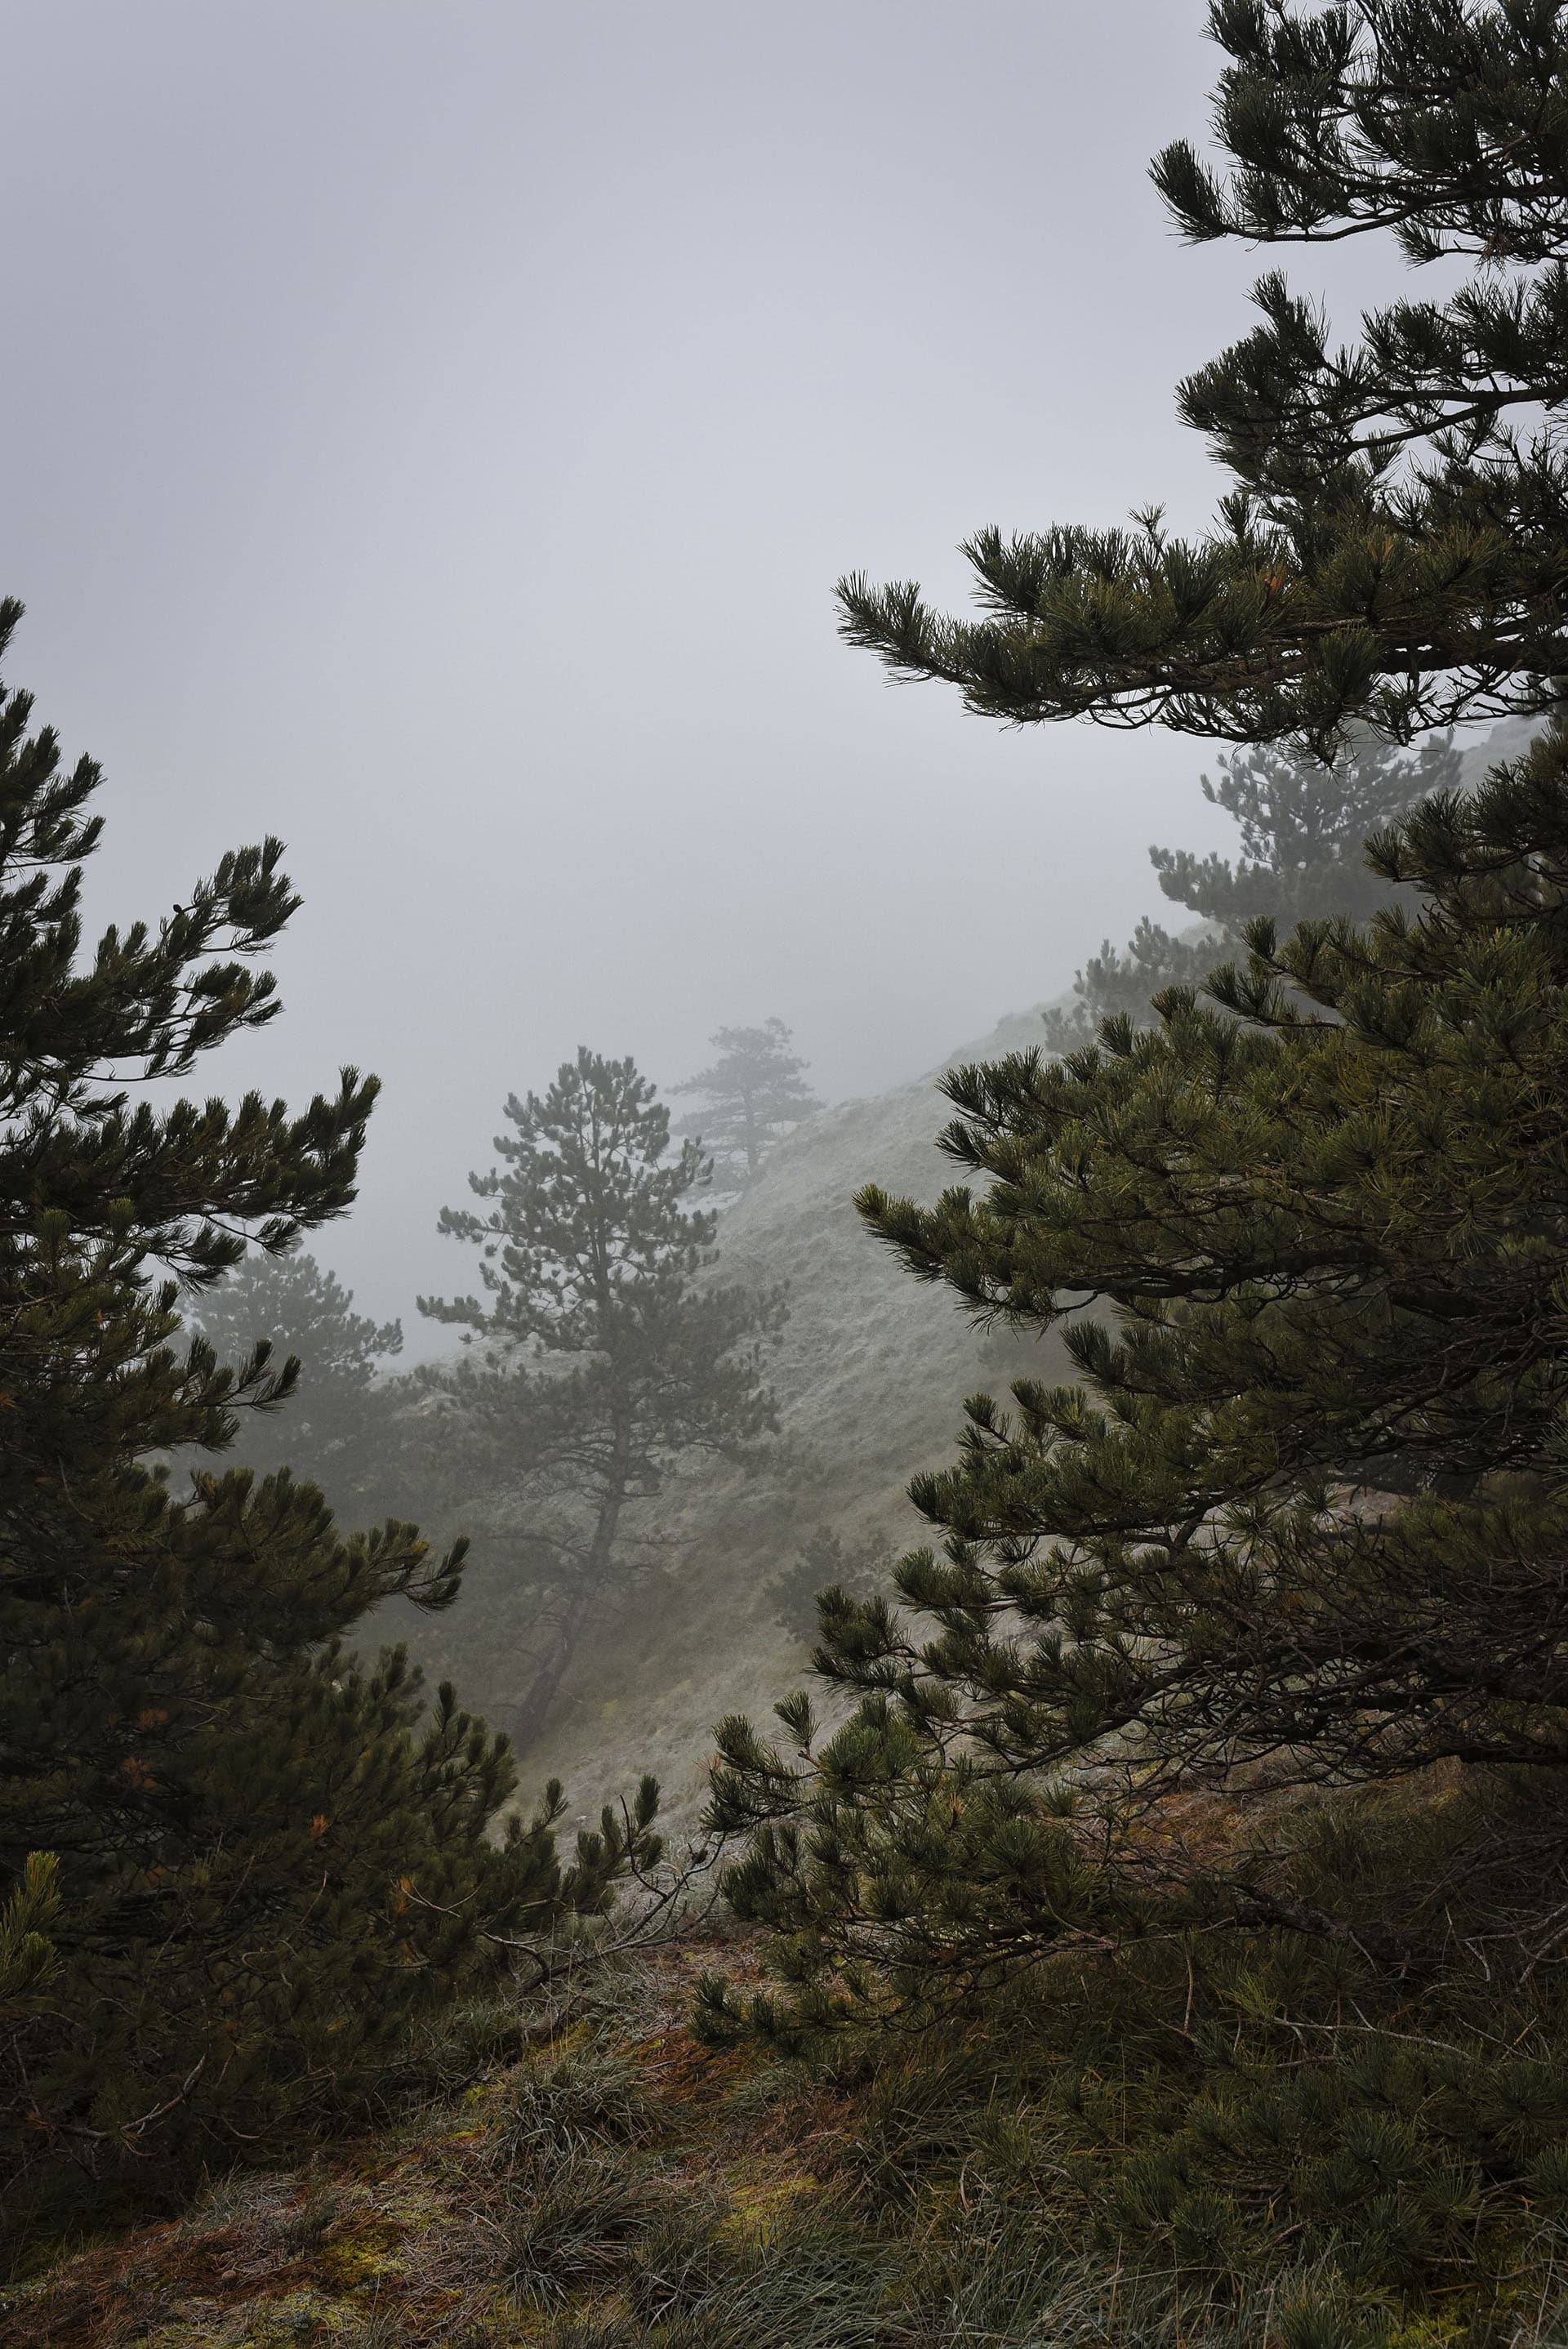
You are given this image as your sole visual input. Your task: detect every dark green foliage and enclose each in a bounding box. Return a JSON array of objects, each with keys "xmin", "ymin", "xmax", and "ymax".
[
  {"xmin": 702, "ymin": 10, "xmax": 1568, "ymax": 2335},
  {"xmin": 672, "ymin": 1017, "xmax": 822, "ymax": 1184},
  {"xmin": 0, "ymin": 609, "xmax": 655, "ymax": 2233},
  {"xmin": 1153, "ymin": 1, "xmax": 1568, "ymax": 264},
  {"xmin": 0, "ymin": 1852, "xmax": 59, "ymax": 2009},
  {"xmin": 706, "ymin": 725, "xmax": 1568, "ymax": 2043},
  {"xmin": 185, "ymin": 1246, "xmax": 402, "ymax": 1502},
  {"xmin": 698, "ymin": 1783, "xmax": 1568, "ymax": 2331},
  {"xmin": 836, "ymin": 4, "xmax": 1568, "ymax": 752},
  {"xmin": 421, "ymin": 1049, "xmax": 786, "ymax": 1739},
  {"xmin": 704, "ymin": 13, "xmax": 1568, "ymax": 2040},
  {"xmin": 1044, "ymin": 730, "xmax": 1461, "ymax": 1049}
]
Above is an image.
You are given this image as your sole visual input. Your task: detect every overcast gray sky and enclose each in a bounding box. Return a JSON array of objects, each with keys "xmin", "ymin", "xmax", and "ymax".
[{"xmin": 1, "ymin": 2, "xmax": 1405, "ymax": 1335}]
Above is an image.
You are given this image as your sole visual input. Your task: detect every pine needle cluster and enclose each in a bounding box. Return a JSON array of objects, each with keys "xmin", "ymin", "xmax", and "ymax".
[{"xmin": 838, "ymin": 3, "xmax": 1568, "ymax": 754}]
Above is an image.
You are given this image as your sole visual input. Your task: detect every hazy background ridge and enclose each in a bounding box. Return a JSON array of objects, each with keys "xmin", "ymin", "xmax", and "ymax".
[{"xmin": 0, "ymin": 0, "xmax": 1444, "ymax": 1345}]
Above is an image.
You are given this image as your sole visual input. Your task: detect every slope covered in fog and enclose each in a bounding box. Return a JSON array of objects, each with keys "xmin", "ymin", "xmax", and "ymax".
[
  {"xmin": 423, "ymin": 724, "xmax": 1534, "ymax": 1830},
  {"xmin": 404, "ymin": 1003, "xmax": 1074, "ymax": 1831}
]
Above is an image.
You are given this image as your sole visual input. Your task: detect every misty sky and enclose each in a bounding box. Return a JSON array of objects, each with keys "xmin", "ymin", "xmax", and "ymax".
[{"xmin": 2, "ymin": 2, "xmax": 1415, "ymax": 1338}]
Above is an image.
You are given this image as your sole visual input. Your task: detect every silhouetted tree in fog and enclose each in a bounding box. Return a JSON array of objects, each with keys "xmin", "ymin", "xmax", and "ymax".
[
  {"xmin": 672, "ymin": 1018, "xmax": 821, "ymax": 1183},
  {"xmin": 1043, "ymin": 729, "xmax": 1461, "ymax": 1050},
  {"xmin": 187, "ymin": 1247, "xmax": 402, "ymax": 1503},
  {"xmin": 421, "ymin": 1049, "xmax": 786, "ymax": 1741}
]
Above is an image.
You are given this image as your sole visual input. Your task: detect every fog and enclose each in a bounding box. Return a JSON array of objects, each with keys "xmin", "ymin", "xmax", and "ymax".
[{"xmin": 1, "ymin": 2, "xmax": 1407, "ymax": 1342}]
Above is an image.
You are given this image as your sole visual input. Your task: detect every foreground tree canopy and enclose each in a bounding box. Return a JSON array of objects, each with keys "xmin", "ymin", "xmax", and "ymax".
[
  {"xmin": 0, "ymin": 611, "xmax": 657, "ymax": 2228},
  {"xmin": 707, "ymin": 724, "xmax": 1568, "ymax": 2025},
  {"xmin": 703, "ymin": 0, "xmax": 1568, "ymax": 2047},
  {"xmin": 838, "ymin": 1, "xmax": 1568, "ymax": 753}
]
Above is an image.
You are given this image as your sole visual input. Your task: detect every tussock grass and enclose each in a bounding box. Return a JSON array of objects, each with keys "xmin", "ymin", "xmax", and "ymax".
[
  {"xmin": 498, "ymin": 2046, "xmax": 661, "ymax": 2158},
  {"xmin": 11, "ymin": 1875, "xmax": 1568, "ymax": 2349},
  {"xmin": 471, "ymin": 2146, "xmax": 657, "ymax": 2312}
]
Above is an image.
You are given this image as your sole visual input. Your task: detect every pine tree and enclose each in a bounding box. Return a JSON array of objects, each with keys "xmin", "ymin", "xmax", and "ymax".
[
  {"xmin": 187, "ymin": 1247, "xmax": 403, "ymax": 1502},
  {"xmin": 421, "ymin": 1049, "xmax": 786, "ymax": 1739},
  {"xmin": 672, "ymin": 1018, "xmax": 822, "ymax": 1184},
  {"xmin": 1044, "ymin": 729, "xmax": 1459, "ymax": 1049},
  {"xmin": 1151, "ymin": 729, "xmax": 1460, "ymax": 933},
  {"xmin": 836, "ymin": 3, "xmax": 1568, "ymax": 755},
  {"xmin": 1040, "ymin": 920, "xmax": 1231, "ymax": 1056},
  {"xmin": 706, "ymin": 718, "xmax": 1568, "ymax": 2034},
  {"xmin": 700, "ymin": 4, "xmax": 1568, "ymax": 2038},
  {"xmin": 0, "ymin": 608, "xmax": 657, "ymax": 2227}
]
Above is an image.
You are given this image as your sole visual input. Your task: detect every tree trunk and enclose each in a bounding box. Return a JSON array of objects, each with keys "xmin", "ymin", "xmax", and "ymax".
[{"xmin": 517, "ymin": 1409, "xmax": 631, "ymax": 1741}]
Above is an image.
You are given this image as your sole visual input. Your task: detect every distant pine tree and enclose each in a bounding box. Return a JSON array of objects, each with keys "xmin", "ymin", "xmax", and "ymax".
[
  {"xmin": 673, "ymin": 1018, "xmax": 821, "ymax": 1183},
  {"xmin": 1040, "ymin": 920, "xmax": 1222, "ymax": 1054},
  {"xmin": 187, "ymin": 1248, "xmax": 403, "ymax": 1503},
  {"xmin": 1152, "ymin": 730, "xmax": 1461, "ymax": 931},
  {"xmin": 0, "ymin": 608, "xmax": 656, "ymax": 2231},
  {"xmin": 421, "ymin": 1048, "xmax": 786, "ymax": 1740},
  {"xmin": 1044, "ymin": 731, "xmax": 1459, "ymax": 1050}
]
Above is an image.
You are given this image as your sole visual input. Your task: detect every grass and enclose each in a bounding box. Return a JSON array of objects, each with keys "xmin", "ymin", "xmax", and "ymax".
[
  {"xmin": 497, "ymin": 2046, "xmax": 660, "ymax": 2159},
  {"xmin": 10, "ymin": 1821, "xmax": 1568, "ymax": 2349}
]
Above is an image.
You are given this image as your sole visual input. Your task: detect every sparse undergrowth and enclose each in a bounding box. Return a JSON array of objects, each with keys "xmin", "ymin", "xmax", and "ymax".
[{"xmin": 9, "ymin": 1806, "xmax": 1568, "ymax": 2349}]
